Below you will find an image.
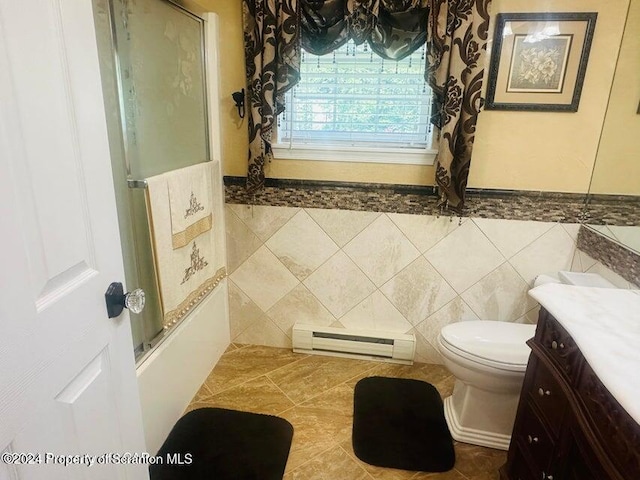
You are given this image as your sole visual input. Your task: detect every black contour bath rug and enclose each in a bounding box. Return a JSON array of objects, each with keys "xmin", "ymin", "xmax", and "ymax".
[
  {"xmin": 149, "ymin": 407, "xmax": 294, "ymax": 480},
  {"xmin": 352, "ymin": 376, "xmax": 455, "ymax": 472}
]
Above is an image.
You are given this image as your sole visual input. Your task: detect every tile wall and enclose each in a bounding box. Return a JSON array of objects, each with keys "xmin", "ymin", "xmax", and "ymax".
[{"xmin": 226, "ymin": 204, "xmax": 637, "ymax": 363}]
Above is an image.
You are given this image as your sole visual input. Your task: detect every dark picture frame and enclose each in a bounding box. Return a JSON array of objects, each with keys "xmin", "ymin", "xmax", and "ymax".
[{"xmin": 485, "ymin": 12, "xmax": 598, "ymax": 112}]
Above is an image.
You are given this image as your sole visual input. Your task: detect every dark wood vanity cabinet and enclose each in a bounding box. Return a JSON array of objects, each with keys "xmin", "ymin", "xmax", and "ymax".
[{"xmin": 500, "ymin": 308, "xmax": 640, "ymax": 480}]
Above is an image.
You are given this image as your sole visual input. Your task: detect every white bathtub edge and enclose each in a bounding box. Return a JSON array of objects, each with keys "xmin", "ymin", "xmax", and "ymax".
[{"xmin": 136, "ymin": 279, "xmax": 230, "ymax": 455}]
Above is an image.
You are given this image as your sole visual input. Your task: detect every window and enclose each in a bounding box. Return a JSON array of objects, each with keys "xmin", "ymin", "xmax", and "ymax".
[{"xmin": 274, "ymin": 40, "xmax": 436, "ymax": 165}]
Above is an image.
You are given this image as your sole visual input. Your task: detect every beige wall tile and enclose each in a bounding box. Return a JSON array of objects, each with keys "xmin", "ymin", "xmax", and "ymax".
[
  {"xmin": 230, "ymin": 246, "xmax": 300, "ymax": 310},
  {"xmin": 225, "ymin": 206, "xmax": 582, "ymax": 358},
  {"xmin": 473, "ymin": 218, "xmax": 554, "ymax": 259},
  {"xmin": 461, "ymin": 263, "xmax": 537, "ymax": 322},
  {"xmin": 234, "ymin": 314, "xmax": 291, "ymax": 348},
  {"xmin": 380, "ymin": 256, "xmax": 457, "ymax": 326},
  {"xmin": 388, "ymin": 213, "xmax": 466, "ymax": 253},
  {"xmin": 425, "ymin": 221, "xmax": 505, "ymax": 293},
  {"xmin": 411, "ymin": 328, "xmax": 444, "ymax": 364},
  {"xmin": 515, "ymin": 306, "xmax": 540, "ymax": 325},
  {"xmin": 415, "ymin": 297, "xmax": 481, "ymax": 363},
  {"xmin": 340, "ymin": 291, "xmax": 413, "ymax": 333},
  {"xmin": 229, "ymin": 204, "xmax": 299, "ymax": 241},
  {"xmin": 228, "ymin": 279, "xmax": 264, "ymax": 338},
  {"xmin": 306, "ymin": 208, "xmax": 380, "ymax": 247},
  {"xmin": 266, "ymin": 210, "xmax": 339, "ymax": 280},
  {"xmin": 225, "ymin": 205, "xmax": 263, "ymax": 273},
  {"xmin": 561, "ymin": 223, "xmax": 581, "ymax": 242},
  {"xmin": 509, "ymin": 225, "xmax": 576, "ymax": 286},
  {"xmin": 267, "ymin": 284, "xmax": 336, "ymax": 338},
  {"xmin": 344, "ymin": 215, "xmax": 420, "ymax": 287},
  {"xmin": 303, "ymin": 251, "xmax": 376, "ymax": 318}
]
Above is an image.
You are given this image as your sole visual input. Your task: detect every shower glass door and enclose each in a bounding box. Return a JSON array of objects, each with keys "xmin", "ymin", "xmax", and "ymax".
[
  {"xmin": 93, "ymin": 0, "xmax": 210, "ymax": 358},
  {"xmin": 114, "ymin": 0, "xmax": 209, "ymax": 179}
]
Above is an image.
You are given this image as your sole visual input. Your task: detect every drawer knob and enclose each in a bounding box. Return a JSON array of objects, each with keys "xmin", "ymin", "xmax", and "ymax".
[
  {"xmin": 551, "ymin": 340, "xmax": 565, "ymax": 350},
  {"xmin": 538, "ymin": 387, "xmax": 551, "ymax": 396},
  {"xmin": 527, "ymin": 434, "xmax": 539, "ymax": 444}
]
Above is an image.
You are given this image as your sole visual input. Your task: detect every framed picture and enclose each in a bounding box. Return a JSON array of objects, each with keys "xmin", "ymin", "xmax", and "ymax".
[{"xmin": 485, "ymin": 12, "xmax": 597, "ymax": 112}]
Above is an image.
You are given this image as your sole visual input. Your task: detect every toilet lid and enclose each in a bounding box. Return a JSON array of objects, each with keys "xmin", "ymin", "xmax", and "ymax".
[{"xmin": 439, "ymin": 321, "xmax": 535, "ymax": 368}]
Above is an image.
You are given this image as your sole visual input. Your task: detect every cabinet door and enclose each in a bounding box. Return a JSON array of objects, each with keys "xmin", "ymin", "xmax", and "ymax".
[
  {"xmin": 502, "ymin": 445, "xmax": 537, "ymax": 480},
  {"xmin": 576, "ymin": 359, "xmax": 640, "ymax": 479},
  {"xmin": 561, "ymin": 429, "xmax": 616, "ymax": 480}
]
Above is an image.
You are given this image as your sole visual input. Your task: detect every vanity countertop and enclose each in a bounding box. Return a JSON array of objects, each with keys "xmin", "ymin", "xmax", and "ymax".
[{"xmin": 529, "ymin": 284, "xmax": 640, "ymax": 424}]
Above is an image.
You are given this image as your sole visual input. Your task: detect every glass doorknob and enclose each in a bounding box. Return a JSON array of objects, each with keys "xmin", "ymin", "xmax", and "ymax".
[
  {"xmin": 105, "ymin": 282, "xmax": 146, "ymax": 318},
  {"xmin": 124, "ymin": 288, "xmax": 145, "ymax": 314}
]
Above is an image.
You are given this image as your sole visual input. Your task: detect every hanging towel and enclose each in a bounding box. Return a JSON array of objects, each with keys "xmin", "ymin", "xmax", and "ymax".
[
  {"xmin": 168, "ymin": 162, "xmax": 213, "ymax": 249},
  {"xmin": 146, "ymin": 162, "xmax": 225, "ymax": 329}
]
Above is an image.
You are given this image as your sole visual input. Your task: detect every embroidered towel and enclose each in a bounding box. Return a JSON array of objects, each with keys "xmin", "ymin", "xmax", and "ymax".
[
  {"xmin": 146, "ymin": 164, "xmax": 223, "ymax": 329},
  {"xmin": 168, "ymin": 162, "xmax": 213, "ymax": 249}
]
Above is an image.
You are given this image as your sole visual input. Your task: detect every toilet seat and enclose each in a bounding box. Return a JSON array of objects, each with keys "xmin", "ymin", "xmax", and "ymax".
[{"xmin": 439, "ymin": 321, "xmax": 535, "ymax": 373}]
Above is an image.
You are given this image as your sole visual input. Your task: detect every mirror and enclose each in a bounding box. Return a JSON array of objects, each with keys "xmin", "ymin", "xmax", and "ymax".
[{"xmin": 584, "ymin": 0, "xmax": 640, "ymax": 254}]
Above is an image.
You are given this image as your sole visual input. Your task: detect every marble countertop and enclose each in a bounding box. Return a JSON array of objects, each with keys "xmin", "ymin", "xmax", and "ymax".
[{"xmin": 529, "ymin": 284, "xmax": 640, "ymax": 424}]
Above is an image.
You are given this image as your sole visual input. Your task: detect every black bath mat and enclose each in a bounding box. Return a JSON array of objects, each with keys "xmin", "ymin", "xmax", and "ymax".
[
  {"xmin": 352, "ymin": 376, "xmax": 455, "ymax": 472},
  {"xmin": 150, "ymin": 407, "xmax": 293, "ymax": 480}
]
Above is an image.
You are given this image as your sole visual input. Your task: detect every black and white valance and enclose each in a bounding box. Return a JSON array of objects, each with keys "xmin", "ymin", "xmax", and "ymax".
[{"xmin": 300, "ymin": 0, "xmax": 429, "ymax": 60}]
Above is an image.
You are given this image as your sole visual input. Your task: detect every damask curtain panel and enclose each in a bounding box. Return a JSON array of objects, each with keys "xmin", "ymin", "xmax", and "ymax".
[
  {"xmin": 425, "ymin": 0, "xmax": 491, "ymax": 213},
  {"xmin": 243, "ymin": 0, "xmax": 301, "ymax": 191},
  {"xmin": 243, "ymin": 0, "xmax": 492, "ymax": 209}
]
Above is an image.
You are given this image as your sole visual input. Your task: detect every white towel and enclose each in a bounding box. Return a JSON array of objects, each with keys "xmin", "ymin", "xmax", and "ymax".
[
  {"xmin": 168, "ymin": 162, "xmax": 213, "ymax": 249},
  {"xmin": 146, "ymin": 162, "xmax": 224, "ymax": 328}
]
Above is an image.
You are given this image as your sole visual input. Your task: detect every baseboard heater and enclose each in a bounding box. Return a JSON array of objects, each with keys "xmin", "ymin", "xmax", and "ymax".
[{"xmin": 292, "ymin": 324, "xmax": 415, "ymax": 365}]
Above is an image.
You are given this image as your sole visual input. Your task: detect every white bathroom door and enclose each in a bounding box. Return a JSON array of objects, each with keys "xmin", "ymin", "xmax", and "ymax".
[{"xmin": 0, "ymin": 1, "xmax": 148, "ymax": 480}]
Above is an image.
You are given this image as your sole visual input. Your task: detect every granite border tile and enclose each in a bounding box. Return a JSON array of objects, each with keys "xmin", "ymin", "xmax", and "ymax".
[{"xmin": 223, "ymin": 177, "xmax": 639, "ymax": 224}]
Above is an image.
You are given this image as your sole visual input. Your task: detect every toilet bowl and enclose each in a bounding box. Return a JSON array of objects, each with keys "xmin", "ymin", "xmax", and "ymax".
[
  {"xmin": 437, "ymin": 271, "xmax": 616, "ymax": 450},
  {"xmin": 437, "ymin": 321, "xmax": 536, "ymax": 450}
]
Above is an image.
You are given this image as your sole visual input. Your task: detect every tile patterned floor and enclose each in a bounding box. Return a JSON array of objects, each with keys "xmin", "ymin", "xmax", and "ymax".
[{"xmin": 186, "ymin": 344, "xmax": 506, "ymax": 480}]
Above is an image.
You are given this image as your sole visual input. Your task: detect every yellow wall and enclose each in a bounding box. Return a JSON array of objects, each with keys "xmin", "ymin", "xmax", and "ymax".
[
  {"xmin": 589, "ymin": 0, "xmax": 640, "ymax": 195},
  {"xmin": 200, "ymin": 0, "xmax": 248, "ymax": 177},
  {"xmin": 200, "ymin": 0, "xmax": 630, "ymax": 194},
  {"xmin": 471, "ymin": 0, "xmax": 628, "ymax": 193}
]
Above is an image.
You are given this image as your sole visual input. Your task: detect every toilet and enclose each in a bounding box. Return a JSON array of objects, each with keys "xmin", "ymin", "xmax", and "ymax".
[{"xmin": 437, "ymin": 271, "xmax": 616, "ymax": 450}]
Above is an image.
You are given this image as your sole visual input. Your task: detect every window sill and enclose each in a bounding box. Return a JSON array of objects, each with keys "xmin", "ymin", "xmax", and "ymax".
[{"xmin": 272, "ymin": 144, "xmax": 437, "ymax": 166}]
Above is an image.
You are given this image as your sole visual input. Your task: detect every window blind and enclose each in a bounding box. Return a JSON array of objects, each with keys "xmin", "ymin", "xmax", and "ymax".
[{"xmin": 278, "ymin": 40, "xmax": 434, "ymax": 150}]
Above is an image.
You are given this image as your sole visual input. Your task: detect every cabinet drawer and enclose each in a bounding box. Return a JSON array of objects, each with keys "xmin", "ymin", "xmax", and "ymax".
[
  {"xmin": 513, "ymin": 402, "xmax": 555, "ymax": 473},
  {"xmin": 534, "ymin": 309, "xmax": 582, "ymax": 382},
  {"xmin": 525, "ymin": 357, "xmax": 566, "ymax": 437}
]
